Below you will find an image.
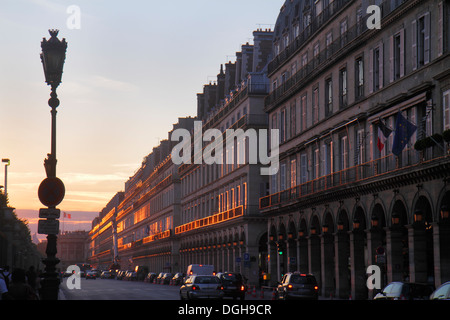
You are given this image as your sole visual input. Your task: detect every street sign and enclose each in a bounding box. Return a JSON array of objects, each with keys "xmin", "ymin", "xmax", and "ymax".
[
  {"xmin": 38, "ymin": 219, "xmax": 60, "ymax": 235},
  {"xmin": 39, "ymin": 208, "xmax": 61, "ymax": 219},
  {"xmin": 38, "ymin": 177, "xmax": 65, "ymax": 207},
  {"xmin": 243, "ymin": 253, "xmax": 250, "ymax": 262}
]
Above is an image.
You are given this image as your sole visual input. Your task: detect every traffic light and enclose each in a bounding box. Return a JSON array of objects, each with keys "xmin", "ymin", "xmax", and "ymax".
[{"xmin": 277, "ymin": 242, "xmax": 285, "ymax": 255}]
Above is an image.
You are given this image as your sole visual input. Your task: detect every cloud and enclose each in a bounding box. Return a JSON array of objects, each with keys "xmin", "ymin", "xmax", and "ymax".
[
  {"xmin": 91, "ymin": 75, "xmax": 138, "ymax": 92},
  {"xmin": 60, "ymin": 172, "xmax": 128, "ymax": 185}
]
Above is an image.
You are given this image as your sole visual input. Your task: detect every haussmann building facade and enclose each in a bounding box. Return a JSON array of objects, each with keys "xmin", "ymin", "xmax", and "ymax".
[
  {"xmin": 87, "ymin": 0, "xmax": 450, "ymax": 298},
  {"xmin": 259, "ymin": 0, "xmax": 450, "ymax": 299}
]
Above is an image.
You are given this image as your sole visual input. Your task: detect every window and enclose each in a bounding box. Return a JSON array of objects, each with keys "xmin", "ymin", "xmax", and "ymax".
[
  {"xmin": 270, "ymin": 168, "xmax": 277, "ymax": 194},
  {"xmin": 340, "ymin": 18, "xmax": 348, "ymax": 47},
  {"xmin": 313, "ymin": 42, "xmax": 320, "ymax": 67},
  {"xmin": 370, "ymin": 44, "xmax": 383, "ymax": 93},
  {"xmin": 413, "ymin": 13, "xmax": 430, "ymax": 69},
  {"xmin": 314, "ymin": 148, "xmax": 320, "ymax": 179},
  {"xmin": 280, "ymin": 108, "xmax": 286, "ymax": 143},
  {"xmin": 291, "ymin": 61, "xmax": 297, "ymax": 77},
  {"xmin": 444, "ymin": 90, "xmax": 450, "ymax": 131},
  {"xmin": 290, "ymin": 103, "xmax": 296, "ymax": 137},
  {"xmin": 293, "ymin": 24, "xmax": 300, "ymax": 39},
  {"xmin": 290, "ymin": 158, "xmax": 297, "ymax": 187},
  {"xmin": 301, "ymin": 94, "xmax": 307, "ymax": 132},
  {"xmin": 390, "ymin": 30, "xmax": 404, "ymax": 82},
  {"xmin": 355, "ymin": 129, "xmax": 365, "ymax": 165},
  {"xmin": 340, "ymin": 135, "xmax": 348, "ymax": 170},
  {"xmin": 280, "ymin": 163, "xmax": 286, "ymax": 191},
  {"xmin": 355, "ymin": 57, "xmax": 364, "ymax": 99},
  {"xmin": 325, "ymin": 78, "xmax": 333, "ymax": 116},
  {"xmin": 300, "ymin": 153, "xmax": 308, "ymax": 184},
  {"xmin": 302, "ymin": 53, "xmax": 308, "ymax": 68},
  {"xmin": 326, "ymin": 31, "xmax": 333, "ymax": 58},
  {"xmin": 339, "ymin": 68, "xmax": 347, "ymax": 108},
  {"xmin": 313, "ymin": 87, "xmax": 319, "ymax": 124}
]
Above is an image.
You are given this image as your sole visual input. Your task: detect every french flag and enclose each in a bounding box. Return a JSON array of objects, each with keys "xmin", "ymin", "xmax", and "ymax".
[{"xmin": 377, "ymin": 120, "xmax": 392, "ymax": 152}]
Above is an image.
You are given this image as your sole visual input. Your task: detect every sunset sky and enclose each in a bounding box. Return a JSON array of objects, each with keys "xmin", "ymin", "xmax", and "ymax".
[{"xmin": 0, "ymin": 0, "xmax": 283, "ymax": 238}]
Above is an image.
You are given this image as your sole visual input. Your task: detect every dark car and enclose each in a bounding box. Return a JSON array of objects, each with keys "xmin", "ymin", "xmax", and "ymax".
[
  {"xmin": 216, "ymin": 272, "xmax": 246, "ymax": 300},
  {"xmin": 276, "ymin": 273, "xmax": 319, "ymax": 300},
  {"xmin": 145, "ymin": 272, "xmax": 157, "ymax": 283},
  {"xmin": 430, "ymin": 281, "xmax": 450, "ymax": 300},
  {"xmin": 155, "ymin": 272, "xmax": 165, "ymax": 284},
  {"xmin": 172, "ymin": 273, "xmax": 185, "ymax": 285},
  {"xmin": 374, "ymin": 282, "xmax": 435, "ymax": 300},
  {"xmin": 161, "ymin": 273, "xmax": 173, "ymax": 284},
  {"xmin": 85, "ymin": 270, "xmax": 97, "ymax": 279}
]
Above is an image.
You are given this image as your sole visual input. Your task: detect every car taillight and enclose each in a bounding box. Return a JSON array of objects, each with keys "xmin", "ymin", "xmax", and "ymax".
[
  {"xmin": 314, "ymin": 286, "xmax": 319, "ymax": 291},
  {"xmin": 287, "ymin": 284, "xmax": 294, "ymax": 291},
  {"xmin": 217, "ymin": 285, "xmax": 224, "ymax": 290},
  {"xmin": 240, "ymin": 285, "xmax": 245, "ymax": 291},
  {"xmin": 192, "ymin": 285, "xmax": 200, "ymax": 291}
]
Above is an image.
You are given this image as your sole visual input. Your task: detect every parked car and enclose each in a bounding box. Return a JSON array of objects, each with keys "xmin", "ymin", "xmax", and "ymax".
[
  {"xmin": 85, "ymin": 271, "xmax": 97, "ymax": 280},
  {"xmin": 276, "ymin": 272, "xmax": 319, "ymax": 300},
  {"xmin": 155, "ymin": 272, "xmax": 165, "ymax": 284},
  {"xmin": 430, "ymin": 281, "xmax": 450, "ymax": 300},
  {"xmin": 172, "ymin": 273, "xmax": 184, "ymax": 285},
  {"xmin": 161, "ymin": 273, "xmax": 174, "ymax": 284},
  {"xmin": 92, "ymin": 269, "xmax": 102, "ymax": 277},
  {"xmin": 124, "ymin": 271, "xmax": 137, "ymax": 281},
  {"xmin": 63, "ymin": 270, "xmax": 73, "ymax": 278},
  {"xmin": 145, "ymin": 272, "xmax": 157, "ymax": 283},
  {"xmin": 373, "ymin": 282, "xmax": 435, "ymax": 300},
  {"xmin": 216, "ymin": 272, "xmax": 246, "ymax": 300},
  {"xmin": 180, "ymin": 275, "xmax": 224, "ymax": 300},
  {"xmin": 101, "ymin": 271, "xmax": 112, "ymax": 279}
]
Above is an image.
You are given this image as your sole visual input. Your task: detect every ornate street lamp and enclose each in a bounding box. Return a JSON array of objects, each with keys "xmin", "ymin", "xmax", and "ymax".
[
  {"xmin": 391, "ymin": 212, "xmax": 400, "ymax": 226},
  {"xmin": 40, "ymin": 29, "xmax": 67, "ymax": 178},
  {"xmin": 440, "ymin": 205, "xmax": 449, "ymax": 221},
  {"xmin": 39, "ymin": 29, "xmax": 67, "ymax": 300}
]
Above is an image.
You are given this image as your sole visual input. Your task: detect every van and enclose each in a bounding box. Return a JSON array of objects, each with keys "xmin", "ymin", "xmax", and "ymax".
[{"xmin": 186, "ymin": 264, "xmax": 214, "ymax": 276}]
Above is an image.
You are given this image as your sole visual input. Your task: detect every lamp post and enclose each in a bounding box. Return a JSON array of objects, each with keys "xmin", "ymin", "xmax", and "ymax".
[
  {"xmin": 39, "ymin": 29, "xmax": 67, "ymax": 300},
  {"xmin": 1, "ymin": 159, "xmax": 10, "ymax": 200}
]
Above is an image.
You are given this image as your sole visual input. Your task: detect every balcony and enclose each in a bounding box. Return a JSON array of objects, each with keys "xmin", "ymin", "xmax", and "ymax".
[
  {"xmin": 259, "ymin": 148, "xmax": 450, "ymax": 211},
  {"xmin": 175, "ymin": 205, "xmax": 244, "ymax": 235}
]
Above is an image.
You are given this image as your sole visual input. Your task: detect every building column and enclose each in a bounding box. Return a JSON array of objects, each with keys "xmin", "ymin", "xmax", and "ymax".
[
  {"xmin": 434, "ymin": 220, "xmax": 450, "ymax": 285},
  {"xmin": 321, "ymin": 232, "xmax": 334, "ymax": 297},
  {"xmin": 298, "ymin": 237, "xmax": 308, "ymax": 273},
  {"xmin": 308, "ymin": 233, "xmax": 321, "ymax": 291},
  {"xmin": 287, "ymin": 237, "xmax": 297, "ymax": 272},
  {"xmin": 385, "ymin": 226, "xmax": 405, "ymax": 283},
  {"xmin": 349, "ymin": 229, "xmax": 367, "ymax": 300},
  {"xmin": 267, "ymin": 241, "xmax": 277, "ymax": 286},
  {"xmin": 407, "ymin": 223, "xmax": 427, "ymax": 283},
  {"xmin": 335, "ymin": 230, "xmax": 350, "ymax": 299}
]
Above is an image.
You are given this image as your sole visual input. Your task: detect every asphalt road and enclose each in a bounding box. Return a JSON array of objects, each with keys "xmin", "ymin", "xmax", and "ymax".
[{"xmin": 59, "ymin": 278, "xmax": 273, "ymax": 300}]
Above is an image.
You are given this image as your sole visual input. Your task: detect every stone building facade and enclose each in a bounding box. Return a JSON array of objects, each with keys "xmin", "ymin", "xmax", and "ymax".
[{"xmin": 260, "ymin": 0, "xmax": 450, "ymax": 299}]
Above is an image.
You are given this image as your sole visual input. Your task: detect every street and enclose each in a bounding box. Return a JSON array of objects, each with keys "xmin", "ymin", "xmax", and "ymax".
[{"xmin": 59, "ymin": 278, "xmax": 274, "ymax": 301}]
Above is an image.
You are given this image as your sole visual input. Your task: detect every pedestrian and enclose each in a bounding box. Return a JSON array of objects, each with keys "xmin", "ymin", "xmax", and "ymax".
[
  {"xmin": 8, "ymin": 268, "xmax": 38, "ymax": 300},
  {"xmin": 0, "ymin": 276, "xmax": 12, "ymax": 300},
  {"xmin": 26, "ymin": 266, "xmax": 37, "ymax": 291}
]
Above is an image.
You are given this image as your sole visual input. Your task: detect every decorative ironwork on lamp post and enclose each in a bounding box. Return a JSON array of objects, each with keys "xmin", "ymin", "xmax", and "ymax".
[{"xmin": 39, "ymin": 29, "xmax": 67, "ymax": 300}]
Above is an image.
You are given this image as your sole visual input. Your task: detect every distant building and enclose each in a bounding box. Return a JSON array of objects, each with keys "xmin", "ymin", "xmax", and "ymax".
[{"xmin": 57, "ymin": 231, "xmax": 89, "ymax": 272}]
